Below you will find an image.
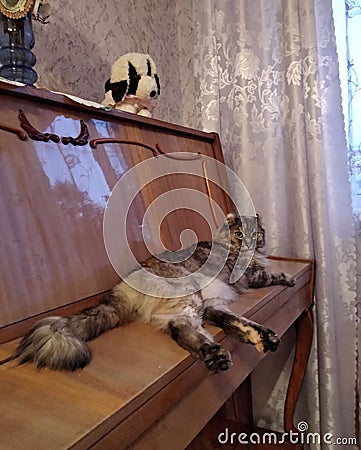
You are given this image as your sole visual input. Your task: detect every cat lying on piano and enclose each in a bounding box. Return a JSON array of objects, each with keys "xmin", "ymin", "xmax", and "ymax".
[{"xmin": 13, "ymin": 213, "xmax": 295, "ymax": 373}]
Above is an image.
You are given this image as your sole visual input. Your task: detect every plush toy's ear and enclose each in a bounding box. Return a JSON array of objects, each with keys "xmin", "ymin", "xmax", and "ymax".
[
  {"xmin": 146, "ymin": 59, "xmax": 152, "ymax": 76},
  {"xmin": 110, "ymin": 80, "xmax": 129, "ymax": 103},
  {"xmin": 104, "ymin": 79, "xmax": 111, "ymax": 93},
  {"xmin": 154, "ymin": 73, "xmax": 160, "ymax": 96},
  {"xmin": 145, "ymin": 57, "xmax": 160, "ymax": 95},
  {"xmin": 146, "ymin": 57, "xmax": 157, "ymax": 75},
  {"xmin": 127, "ymin": 62, "xmax": 141, "ymax": 95}
]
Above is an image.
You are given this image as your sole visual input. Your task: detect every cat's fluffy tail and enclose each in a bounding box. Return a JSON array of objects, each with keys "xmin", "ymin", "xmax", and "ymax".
[{"xmin": 13, "ymin": 295, "xmax": 132, "ymax": 371}]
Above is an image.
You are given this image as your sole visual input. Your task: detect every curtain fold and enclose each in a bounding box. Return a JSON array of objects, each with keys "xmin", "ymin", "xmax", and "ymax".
[{"xmin": 189, "ymin": 0, "xmax": 358, "ymax": 447}]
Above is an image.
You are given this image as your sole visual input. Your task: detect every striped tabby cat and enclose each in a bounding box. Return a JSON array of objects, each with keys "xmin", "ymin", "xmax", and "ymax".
[{"xmin": 14, "ymin": 213, "xmax": 295, "ymax": 372}]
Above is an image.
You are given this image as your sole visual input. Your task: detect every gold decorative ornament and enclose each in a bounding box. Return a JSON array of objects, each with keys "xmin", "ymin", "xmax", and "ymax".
[{"xmin": 0, "ymin": 0, "xmax": 34, "ymax": 19}]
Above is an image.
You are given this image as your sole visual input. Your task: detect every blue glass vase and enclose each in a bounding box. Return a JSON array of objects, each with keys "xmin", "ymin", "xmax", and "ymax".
[{"xmin": 0, "ymin": 11, "xmax": 37, "ymax": 85}]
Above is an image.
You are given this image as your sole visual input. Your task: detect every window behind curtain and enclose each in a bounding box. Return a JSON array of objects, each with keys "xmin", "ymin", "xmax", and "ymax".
[
  {"xmin": 334, "ymin": 1, "xmax": 361, "ymax": 439},
  {"xmin": 334, "ymin": 1, "xmax": 361, "ymax": 214}
]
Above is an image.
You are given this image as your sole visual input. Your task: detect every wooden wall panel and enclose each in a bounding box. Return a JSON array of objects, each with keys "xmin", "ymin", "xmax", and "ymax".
[{"xmin": 0, "ymin": 83, "xmax": 232, "ymax": 341}]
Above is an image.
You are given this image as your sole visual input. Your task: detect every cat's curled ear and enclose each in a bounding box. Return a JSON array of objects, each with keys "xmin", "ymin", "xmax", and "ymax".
[
  {"xmin": 226, "ymin": 213, "xmax": 236, "ymax": 225},
  {"xmin": 255, "ymin": 213, "xmax": 263, "ymax": 225}
]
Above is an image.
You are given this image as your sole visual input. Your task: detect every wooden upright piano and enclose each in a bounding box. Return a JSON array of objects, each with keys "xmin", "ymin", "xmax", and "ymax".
[{"xmin": 0, "ymin": 81, "xmax": 314, "ymax": 450}]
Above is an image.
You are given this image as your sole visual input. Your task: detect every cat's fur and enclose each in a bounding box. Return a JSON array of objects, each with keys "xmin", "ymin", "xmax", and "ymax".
[{"xmin": 13, "ymin": 213, "xmax": 295, "ymax": 372}]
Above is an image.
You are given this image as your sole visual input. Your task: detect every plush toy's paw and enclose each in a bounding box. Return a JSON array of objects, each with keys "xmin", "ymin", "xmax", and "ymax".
[
  {"xmin": 199, "ymin": 343, "xmax": 233, "ymax": 372},
  {"xmin": 137, "ymin": 109, "xmax": 152, "ymax": 117},
  {"xmin": 101, "ymin": 91, "xmax": 115, "ymax": 107},
  {"xmin": 116, "ymin": 104, "xmax": 137, "ymax": 113}
]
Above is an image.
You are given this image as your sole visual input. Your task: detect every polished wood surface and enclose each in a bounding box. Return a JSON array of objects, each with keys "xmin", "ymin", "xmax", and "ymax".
[{"xmin": 0, "ymin": 259, "xmax": 312, "ymax": 450}]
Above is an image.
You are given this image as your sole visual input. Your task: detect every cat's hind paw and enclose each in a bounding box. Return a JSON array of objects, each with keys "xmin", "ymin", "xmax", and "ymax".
[
  {"xmin": 260, "ymin": 330, "xmax": 280, "ymax": 353},
  {"xmin": 251, "ymin": 326, "xmax": 280, "ymax": 353},
  {"xmin": 199, "ymin": 343, "xmax": 233, "ymax": 373}
]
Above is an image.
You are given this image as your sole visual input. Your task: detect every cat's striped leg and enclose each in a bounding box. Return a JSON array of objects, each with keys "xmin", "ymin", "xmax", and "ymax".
[
  {"xmin": 204, "ymin": 306, "xmax": 280, "ymax": 353},
  {"xmin": 167, "ymin": 317, "xmax": 232, "ymax": 372},
  {"xmin": 247, "ymin": 270, "xmax": 295, "ymax": 288}
]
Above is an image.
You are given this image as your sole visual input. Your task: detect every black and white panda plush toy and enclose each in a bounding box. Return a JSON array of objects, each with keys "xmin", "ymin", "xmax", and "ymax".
[{"xmin": 102, "ymin": 52, "xmax": 160, "ymax": 117}]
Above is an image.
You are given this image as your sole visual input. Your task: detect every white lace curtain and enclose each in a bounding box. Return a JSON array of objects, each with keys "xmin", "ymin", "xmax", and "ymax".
[{"xmin": 185, "ymin": 0, "xmax": 359, "ymax": 447}]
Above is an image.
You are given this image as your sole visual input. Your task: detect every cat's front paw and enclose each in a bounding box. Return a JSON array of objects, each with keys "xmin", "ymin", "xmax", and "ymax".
[
  {"xmin": 266, "ymin": 272, "xmax": 296, "ymax": 288},
  {"xmin": 199, "ymin": 343, "xmax": 233, "ymax": 372},
  {"xmin": 284, "ymin": 274, "xmax": 296, "ymax": 287},
  {"xmin": 275, "ymin": 272, "xmax": 296, "ymax": 287}
]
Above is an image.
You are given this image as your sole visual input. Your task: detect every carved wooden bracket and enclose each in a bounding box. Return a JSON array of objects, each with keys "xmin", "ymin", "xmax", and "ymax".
[
  {"xmin": 61, "ymin": 120, "xmax": 89, "ymax": 146},
  {"xmin": 0, "ymin": 122, "xmax": 27, "ymax": 141},
  {"xmin": 18, "ymin": 110, "xmax": 60, "ymax": 143},
  {"xmin": 90, "ymin": 139, "xmax": 201, "ymax": 160},
  {"xmin": 14, "ymin": 111, "xmax": 202, "ymax": 161},
  {"xmin": 156, "ymin": 143, "xmax": 201, "ymax": 160},
  {"xmin": 89, "ymin": 138, "xmax": 157, "ymax": 156}
]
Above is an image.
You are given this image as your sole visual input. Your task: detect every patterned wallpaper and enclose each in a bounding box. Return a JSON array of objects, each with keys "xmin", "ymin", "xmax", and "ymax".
[{"xmin": 32, "ymin": 0, "xmax": 196, "ymax": 127}]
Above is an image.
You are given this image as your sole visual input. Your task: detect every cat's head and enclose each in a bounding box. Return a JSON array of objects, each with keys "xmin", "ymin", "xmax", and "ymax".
[
  {"xmin": 217, "ymin": 213, "xmax": 265, "ymax": 253},
  {"xmin": 215, "ymin": 213, "xmax": 246, "ymax": 250},
  {"xmin": 237, "ymin": 214, "xmax": 265, "ymax": 253}
]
